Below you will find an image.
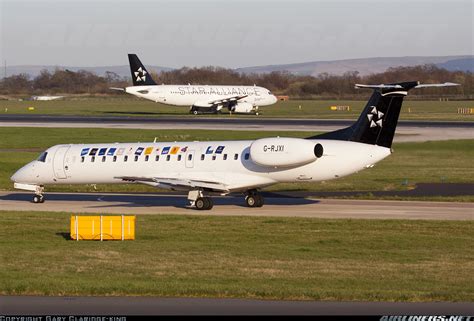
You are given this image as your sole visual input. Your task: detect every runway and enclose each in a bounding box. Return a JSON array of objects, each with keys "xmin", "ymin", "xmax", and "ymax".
[
  {"xmin": 1, "ymin": 114, "xmax": 473, "ymax": 142},
  {"xmin": 0, "ymin": 191, "xmax": 472, "ymax": 220},
  {"xmin": 1, "ymin": 295, "xmax": 473, "ymax": 315}
]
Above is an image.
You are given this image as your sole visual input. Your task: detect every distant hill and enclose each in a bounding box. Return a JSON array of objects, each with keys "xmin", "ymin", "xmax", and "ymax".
[
  {"xmin": 236, "ymin": 55, "xmax": 474, "ymax": 76},
  {"xmin": 436, "ymin": 58, "xmax": 474, "ymax": 73},
  {"xmin": 4, "ymin": 55, "xmax": 473, "ymax": 79}
]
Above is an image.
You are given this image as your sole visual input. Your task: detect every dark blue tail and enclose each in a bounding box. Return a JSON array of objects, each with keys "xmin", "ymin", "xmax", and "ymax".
[{"xmin": 310, "ymin": 81, "xmax": 420, "ymax": 148}]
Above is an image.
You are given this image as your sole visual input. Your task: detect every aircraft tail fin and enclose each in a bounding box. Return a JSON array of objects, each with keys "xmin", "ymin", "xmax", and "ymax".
[
  {"xmin": 128, "ymin": 54, "xmax": 157, "ymax": 86},
  {"xmin": 310, "ymin": 81, "xmax": 458, "ymax": 148}
]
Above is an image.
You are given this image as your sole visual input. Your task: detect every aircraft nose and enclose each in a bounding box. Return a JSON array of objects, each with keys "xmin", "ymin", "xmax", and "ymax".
[
  {"xmin": 271, "ymin": 95, "xmax": 278, "ymax": 104},
  {"xmin": 11, "ymin": 163, "xmax": 34, "ymax": 183},
  {"xmin": 11, "ymin": 169, "xmax": 23, "ymax": 183}
]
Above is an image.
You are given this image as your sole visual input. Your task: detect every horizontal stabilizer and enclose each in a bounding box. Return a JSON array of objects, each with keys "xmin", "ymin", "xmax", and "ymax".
[
  {"xmin": 109, "ymin": 87, "xmax": 125, "ymax": 91},
  {"xmin": 355, "ymin": 82, "xmax": 460, "ymax": 90},
  {"xmin": 414, "ymin": 82, "xmax": 460, "ymax": 88}
]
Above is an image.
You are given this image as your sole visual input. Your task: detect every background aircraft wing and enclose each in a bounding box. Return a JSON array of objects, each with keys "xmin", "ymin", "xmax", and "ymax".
[
  {"xmin": 208, "ymin": 95, "xmax": 248, "ymax": 108},
  {"xmin": 115, "ymin": 176, "xmax": 230, "ymax": 193}
]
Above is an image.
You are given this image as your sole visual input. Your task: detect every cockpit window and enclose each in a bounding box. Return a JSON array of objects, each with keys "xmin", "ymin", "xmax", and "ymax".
[
  {"xmin": 268, "ymin": 91, "xmax": 272, "ymax": 95},
  {"xmin": 37, "ymin": 152, "xmax": 48, "ymax": 162}
]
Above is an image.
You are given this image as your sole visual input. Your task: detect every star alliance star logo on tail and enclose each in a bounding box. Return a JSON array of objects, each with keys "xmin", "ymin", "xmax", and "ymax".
[
  {"xmin": 134, "ymin": 67, "xmax": 147, "ymax": 82},
  {"xmin": 367, "ymin": 106, "xmax": 384, "ymax": 128}
]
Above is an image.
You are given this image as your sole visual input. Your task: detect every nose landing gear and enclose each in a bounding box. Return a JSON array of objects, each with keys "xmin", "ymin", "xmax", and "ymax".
[{"xmin": 33, "ymin": 194, "xmax": 45, "ymax": 203}]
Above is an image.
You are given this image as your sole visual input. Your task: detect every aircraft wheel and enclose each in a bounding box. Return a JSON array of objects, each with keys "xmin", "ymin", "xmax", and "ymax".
[
  {"xmin": 246, "ymin": 194, "xmax": 264, "ymax": 208},
  {"xmin": 245, "ymin": 195, "xmax": 256, "ymax": 207},
  {"xmin": 193, "ymin": 110, "xmax": 199, "ymax": 115},
  {"xmin": 33, "ymin": 195, "xmax": 44, "ymax": 204},
  {"xmin": 204, "ymin": 197, "xmax": 213, "ymax": 210},
  {"xmin": 195, "ymin": 197, "xmax": 205, "ymax": 210},
  {"xmin": 255, "ymin": 195, "xmax": 264, "ymax": 207},
  {"xmin": 195, "ymin": 197, "xmax": 213, "ymax": 210}
]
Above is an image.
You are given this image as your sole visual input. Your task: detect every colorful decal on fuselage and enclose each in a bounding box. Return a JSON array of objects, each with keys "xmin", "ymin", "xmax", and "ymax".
[
  {"xmin": 206, "ymin": 145, "xmax": 225, "ymax": 154},
  {"xmin": 145, "ymin": 147, "xmax": 153, "ymax": 155},
  {"xmin": 107, "ymin": 148, "xmax": 117, "ymax": 156},
  {"xmin": 170, "ymin": 146, "xmax": 180, "ymax": 155},
  {"xmin": 135, "ymin": 147, "xmax": 144, "ymax": 155}
]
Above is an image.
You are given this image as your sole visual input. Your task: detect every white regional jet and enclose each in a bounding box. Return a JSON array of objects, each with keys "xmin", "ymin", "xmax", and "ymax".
[
  {"xmin": 11, "ymin": 81, "xmax": 457, "ymax": 210},
  {"xmin": 115, "ymin": 54, "xmax": 278, "ymax": 115}
]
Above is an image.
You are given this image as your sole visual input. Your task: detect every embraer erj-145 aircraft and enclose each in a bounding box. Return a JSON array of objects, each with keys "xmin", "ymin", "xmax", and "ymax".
[
  {"xmin": 114, "ymin": 54, "xmax": 278, "ymax": 115},
  {"xmin": 12, "ymin": 81, "xmax": 457, "ymax": 210}
]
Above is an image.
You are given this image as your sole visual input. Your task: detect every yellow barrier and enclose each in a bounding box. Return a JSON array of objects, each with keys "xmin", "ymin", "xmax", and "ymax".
[
  {"xmin": 457, "ymin": 108, "xmax": 474, "ymax": 115},
  {"xmin": 70, "ymin": 215, "xmax": 136, "ymax": 241},
  {"xmin": 330, "ymin": 105, "xmax": 350, "ymax": 111}
]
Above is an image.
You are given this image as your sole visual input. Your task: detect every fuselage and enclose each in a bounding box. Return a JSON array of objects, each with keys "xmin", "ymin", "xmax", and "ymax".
[
  {"xmin": 11, "ymin": 139, "xmax": 391, "ymax": 192},
  {"xmin": 125, "ymin": 85, "xmax": 277, "ymax": 107}
]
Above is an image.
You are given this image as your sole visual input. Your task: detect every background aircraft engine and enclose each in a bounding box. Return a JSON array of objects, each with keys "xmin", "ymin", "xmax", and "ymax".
[
  {"xmin": 250, "ymin": 137, "xmax": 323, "ymax": 167},
  {"xmin": 230, "ymin": 102, "xmax": 254, "ymax": 113}
]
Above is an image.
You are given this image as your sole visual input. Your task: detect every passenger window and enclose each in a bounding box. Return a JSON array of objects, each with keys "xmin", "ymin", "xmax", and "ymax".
[
  {"xmin": 234, "ymin": 153, "xmax": 238, "ymax": 160},
  {"xmin": 102, "ymin": 156, "xmax": 106, "ymax": 162},
  {"xmin": 244, "ymin": 153, "xmax": 249, "ymax": 160},
  {"xmin": 113, "ymin": 156, "xmax": 117, "ymax": 162},
  {"xmin": 201, "ymin": 154, "xmax": 205, "ymax": 161},
  {"xmin": 178, "ymin": 155, "xmax": 182, "ymax": 161},
  {"xmin": 166, "ymin": 155, "xmax": 171, "ymax": 161},
  {"xmin": 145, "ymin": 155, "xmax": 149, "ymax": 162},
  {"xmin": 223, "ymin": 154, "xmax": 227, "ymax": 160},
  {"xmin": 155, "ymin": 155, "xmax": 159, "ymax": 161},
  {"xmin": 91, "ymin": 156, "xmax": 95, "ymax": 162},
  {"xmin": 134, "ymin": 155, "xmax": 139, "ymax": 162},
  {"xmin": 124, "ymin": 155, "xmax": 128, "ymax": 162},
  {"xmin": 81, "ymin": 156, "xmax": 85, "ymax": 163},
  {"xmin": 212, "ymin": 155, "xmax": 216, "ymax": 160}
]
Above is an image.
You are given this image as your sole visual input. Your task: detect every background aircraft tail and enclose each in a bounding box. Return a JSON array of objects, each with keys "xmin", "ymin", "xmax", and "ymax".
[
  {"xmin": 128, "ymin": 54, "xmax": 157, "ymax": 86},
  {"xmin": 310, "ymin": 81, "xmax": 458, "ymax": 148}
]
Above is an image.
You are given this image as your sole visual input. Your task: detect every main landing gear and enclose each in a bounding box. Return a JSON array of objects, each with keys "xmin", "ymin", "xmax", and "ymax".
[
  {"xmin": 188, "ymin": 190, "xmax": 213, "ymax": 210},
  {"xmin": 187, "ymin": 189, "xmax": 264, "ymax": 210},
  {"xmin": 195, "ymin": 197, "xmax": 213, "ymax": 210},
  {"xmin": 245, "ymin": 190, "xmax": 264, "ymax": 208}
]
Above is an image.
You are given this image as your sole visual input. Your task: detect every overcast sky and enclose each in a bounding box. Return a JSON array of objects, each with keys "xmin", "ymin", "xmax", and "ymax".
[{"xmin": 0, "ymin": 0, "xmax": 472, "ymax": 68}]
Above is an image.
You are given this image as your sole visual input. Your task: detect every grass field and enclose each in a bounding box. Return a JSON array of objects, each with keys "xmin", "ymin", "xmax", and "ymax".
[
  {"xmin": 0, "ymin": 211, "xmax": 472, "ymax": 301},
  {"xmin": 2, "ymin": 97, "xmax": 473, "ymax": 121},
  {"xmin": 0, "ymin": 127, "xmax": 472, "ymax": 201}
]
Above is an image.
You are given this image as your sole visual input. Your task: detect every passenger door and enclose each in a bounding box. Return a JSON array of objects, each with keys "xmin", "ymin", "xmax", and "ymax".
[
  {"xmin": 185, "ymin": 150, "xmax": 195, "ymax": 168},
  {"xmin": 53, "ymin": 146, "xmax": 70, "ymax": 179}
]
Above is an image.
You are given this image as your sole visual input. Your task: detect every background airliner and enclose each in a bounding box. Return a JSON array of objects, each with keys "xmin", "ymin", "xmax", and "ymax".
[
  {"xmin": 114, "ymin": 54, "xmax": 278, "ymax": 115},
  {"xmin": 12, "ymin": 81, "xmax": 457, "ymax": 210}
]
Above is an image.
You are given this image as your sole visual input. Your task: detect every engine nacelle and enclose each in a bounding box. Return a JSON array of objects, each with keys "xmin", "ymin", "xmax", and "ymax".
[
  {"xmin": 230, "ymin": 102, "xmax": 254, "ymax": 114},
  {"xmin": 250, "ymin": 137, "xmax": 323, "ymax": 168}
]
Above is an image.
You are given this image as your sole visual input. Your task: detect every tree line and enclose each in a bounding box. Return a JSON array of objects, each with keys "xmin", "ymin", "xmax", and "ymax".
[{"xmin": 1, "ymin": 64, "xmax": 472, "ymax": 99}]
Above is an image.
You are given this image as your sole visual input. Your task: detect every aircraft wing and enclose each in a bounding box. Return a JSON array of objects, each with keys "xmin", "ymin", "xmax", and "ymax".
[
  {"xmin": 208, "ymin": 95, "xmax": 248, "ymax": 107},
  {"xmin": 115, "ymin": 176, "xmax": 230, "ymax": 193}
]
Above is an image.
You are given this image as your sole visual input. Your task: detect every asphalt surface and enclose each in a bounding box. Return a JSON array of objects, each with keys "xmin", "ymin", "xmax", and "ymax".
[
  {"xmin": 2, "ymin": 114, "xmax": 473, "ymax": 142},
  {"xmin": 1, "ymin": 191, "xmax": 472, "ymax": 220},
  {"xmin": 1, "ymin": 113, "xmax": 473, "ymax": 127},
  {"xmin": 1, "ymin": 296, "xmax": 473, "ymax": 315}
]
